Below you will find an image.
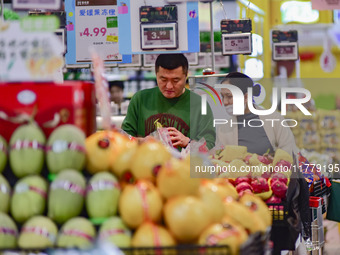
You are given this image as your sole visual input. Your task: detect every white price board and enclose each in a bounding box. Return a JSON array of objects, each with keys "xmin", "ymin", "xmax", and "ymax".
[
  {"xmin": 272, "ymin": 42, "xmax": 298, "ymax": 61},
  {"xmin": 140, "ymin": 23, "xmax": 178, "ymax": 50},
  {"xmin": 74, "ymin": 0, "xmax": 121, "ymax": 62},
  {"xmin": 118, "ymin": 0, "xmax": 199, "ymax": 54},
  {"xmin": 222, "ymin": 33, "xmax": 252, "ymax": 55}
]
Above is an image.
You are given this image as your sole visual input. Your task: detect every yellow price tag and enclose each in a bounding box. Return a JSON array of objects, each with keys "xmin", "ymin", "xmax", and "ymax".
[{"xmin": 106, "ymin": 35, "xmax": 118, "ymax": 42}]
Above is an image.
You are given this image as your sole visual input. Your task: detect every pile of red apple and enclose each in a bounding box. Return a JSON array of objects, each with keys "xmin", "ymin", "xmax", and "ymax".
[
  {"xmin": 230, "ymin": 172, "xmax": 288, "ymax": 204},
  {"xmin": 210, "ymin": 146, "xmax": 293, "ymax": 206}
]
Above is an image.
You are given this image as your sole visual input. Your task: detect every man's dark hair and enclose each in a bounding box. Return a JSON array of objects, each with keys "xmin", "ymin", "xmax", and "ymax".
[
  {"xmin": 109, "ymin": 80, "xmax": 125, "ymax": 90},
  {"xmin": 222, "ymin": 72, "xmax": 260, "ymax": 96},
  {"xmin": 155, "ymin": 54, "xmax": 188, "ymax": 75}
]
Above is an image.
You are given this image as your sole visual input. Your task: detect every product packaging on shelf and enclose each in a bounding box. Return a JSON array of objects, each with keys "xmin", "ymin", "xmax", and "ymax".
[
  {"xmin": 318, "ymin": 109, "xmax": 340, "ymax": 130},
  {"xmin": 0, "ymin": 81, "xmax": 96, "ymax": 142}
]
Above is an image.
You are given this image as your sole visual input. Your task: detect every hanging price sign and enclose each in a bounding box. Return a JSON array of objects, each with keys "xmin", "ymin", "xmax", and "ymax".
[
  {"xmin": 221, "ymin": 33, "xmax": 252, "ymax": 55},
  {"xmin": 75, "ymin": 0, "xmax": 121, "ymax": 62},
  {"xmin": 139, "ymin": 5, "xmax": 179, "ymax": 50},
  {"xmin": 220, "ymin": 19, "xmax": 252, "ymax": 55},
  {"xmin": 272, "ymin": 30, "xmax": 299, "ymax": 61}
]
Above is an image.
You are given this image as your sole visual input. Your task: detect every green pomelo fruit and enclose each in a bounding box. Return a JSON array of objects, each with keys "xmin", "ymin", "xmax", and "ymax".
[
  {"xmin": 0, "ymin": 175, "xmax": 11, "ymax": 213},
  {"xmin": 46, "ymin": 124, "xmax": 86, "ymax": 174},
  {"xmin": 57, "ymin": 217, "xmax": 96, "ymax": 249},
  {"xmin": 0, "ymin": 135, "xmax": 7, "ymax": 173},
  {"xmin": 86, "ymin": 172, "xmax": 121, "ymax": 218},
  {"xmin": 0, "ymin": 212, "xmax": 18, "ymax": 249},
  {"xmin": 11, "ymin": 175, "xmax": 47, "ymax": 223},
  {"xmin": 9, "ymin": 123, "xmax": 46, "ymax": 177},
  {"xmin": 18, "ymin": 216, "xmax": 58, "ymax": 249},
  {"xmin": 48, "ymin": 169, "xmax": 86, "ymax": 224},
  {"xmin": 98, "ymin": 216, "xmax": 131, "ymax": 248}
]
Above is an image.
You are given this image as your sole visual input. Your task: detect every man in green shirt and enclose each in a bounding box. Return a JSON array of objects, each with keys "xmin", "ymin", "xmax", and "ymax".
[{"xmin": 121, "ymin": 54, "xmax": 216, "ymax": 150}]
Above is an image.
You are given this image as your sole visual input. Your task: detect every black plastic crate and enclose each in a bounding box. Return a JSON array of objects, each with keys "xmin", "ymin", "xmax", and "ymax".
[
  {"xmin": 0, "ymin": 232, "xmax": 271, "ymax": 255},
  {"xmin": 121, "ymin": 245, "xmax": 231, "ymax": 255},
  {"xmin": 0, "ymin": 246, "xmax": 231, "ymax": 255},
  {"xmin": 267, "ymin": 202, "xmax": 289, "ymax": 226}
]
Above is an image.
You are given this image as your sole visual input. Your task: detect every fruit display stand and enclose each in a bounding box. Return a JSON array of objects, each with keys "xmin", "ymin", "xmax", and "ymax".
[
  {"xmin": 0, "ymin": 78, "xmax": 274, "ymax": 255},
  {"xmin": 0, "ymin": 237, "xmax": 270, "ymax": 255},
  {"xmin": 0, "ymin": 123, "xmax": 276, "ymax": 255}
]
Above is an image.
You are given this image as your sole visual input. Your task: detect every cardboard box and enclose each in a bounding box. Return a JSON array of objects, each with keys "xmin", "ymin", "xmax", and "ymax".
[{"xmin": 0, "ymin": 81, "xmax": 96, "ymax": 142}]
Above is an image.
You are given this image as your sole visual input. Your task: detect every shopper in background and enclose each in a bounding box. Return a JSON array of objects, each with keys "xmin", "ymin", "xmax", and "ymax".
[
  {"xmin": 109, "ymin": 80, "xmax": 129, "ymax": 115},
  {"xmin": 109, "ymin": 81, "xmax": 125, "ymax": 104},
  {"xmin": 122, "ymin": 53, "xmax": 216, "ymax": 150},
  {"xmin": 216, "ymin": 72, "xmax": 299, "ymax": 156}
]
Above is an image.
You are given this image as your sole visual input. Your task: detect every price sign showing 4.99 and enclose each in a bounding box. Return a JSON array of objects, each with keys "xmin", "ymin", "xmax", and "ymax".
[
  {"xmin": 80, "ymin": 27, "xmax": 107, "ymax": 37},
  {"xmin": 75, "ymin": 0, "xmax": 121, "ymax": 62}
]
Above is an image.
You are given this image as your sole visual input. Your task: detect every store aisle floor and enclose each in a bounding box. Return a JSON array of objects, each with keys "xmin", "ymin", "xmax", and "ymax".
[{"xmin": 324, "ymin": 220, "xmax": 340, "ymax": 255}]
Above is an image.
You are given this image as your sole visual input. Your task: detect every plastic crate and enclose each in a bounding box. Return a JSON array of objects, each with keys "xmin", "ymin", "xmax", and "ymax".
[
  {"xmin": 120, "ymin": 245, "xmax": 231, "ymax": 255},
  {"xmin": 266, "ymin": 202, "xmax": 289, "ymax": 226},
  {"xmin": 0, "ymin": 246, "xmax": 232, "ymax": 255},
  {"xmin": 0, "ymin": 232, "xmax": 271, "ymax": 255}
]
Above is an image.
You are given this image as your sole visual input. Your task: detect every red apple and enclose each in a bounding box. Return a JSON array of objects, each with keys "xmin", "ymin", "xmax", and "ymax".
[
  {"xmin": 266, "ymin": 196, "xmax": 283, "ymax": 211},
  {"xmin": 236, "ymin": 182, "xmax": 253, "ymax": 194},
  {"xmin": 275, "ymin": 160, "xmax": 292, "ymax": 170},
  {"xmin": 271, "ymin": 173, "xmax": 288, "ymax": 185},
  {"xmin": 257, "ymin": 155, "xmax": 272, "ymax": 165},
  {"xmin": 234, "ymin": 177, "xmax": 251, "ymax": 186},
  {"xmin": 265, "ymin": 196, "xmax": 282, "ymax": 204},
  {"xmin": 244, "ymin": 154, "xmax": 252, "ymax": 164},
  {"xmin": 250, "ymin": 177, "xmax": 269, "ymax": 193},
  {"xmin": 261, "ymin": 172, "xmax": 272, "ymax": 180},
  {"xmin": 270, "ymin": 180, "xmax": 288, "ymax": 199},
  {"xmin": 238, "ymin": 189, "xmax": 254, "ymax": 197}
]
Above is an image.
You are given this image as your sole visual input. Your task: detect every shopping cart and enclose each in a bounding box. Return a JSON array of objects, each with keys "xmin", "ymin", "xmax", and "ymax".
[{"xmin": 307, "ymin": 196, "xmax": 325, "ymax": 255}]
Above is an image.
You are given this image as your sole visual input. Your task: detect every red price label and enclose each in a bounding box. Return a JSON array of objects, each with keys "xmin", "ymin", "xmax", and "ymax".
[{"xmin": 80, "ymin": 27, "xmax": 107, "ymax": 37}]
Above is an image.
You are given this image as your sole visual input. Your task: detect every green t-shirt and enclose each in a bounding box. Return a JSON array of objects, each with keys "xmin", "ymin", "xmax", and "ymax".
[{"xmin": 122, "ymin": 87, "xmax": 216, "ymax": 149}]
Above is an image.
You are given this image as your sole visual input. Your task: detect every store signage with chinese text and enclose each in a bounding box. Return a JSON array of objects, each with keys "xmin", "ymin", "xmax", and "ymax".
[{"xmin": 65, "ymin": 0, "xmax": 131, "ymax": 65}]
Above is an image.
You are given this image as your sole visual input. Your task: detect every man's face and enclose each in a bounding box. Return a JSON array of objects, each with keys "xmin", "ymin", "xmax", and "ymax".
[
  {"xmin": 110, "ymin": 86, "xmax": 124, "ymax": 104},
  {"xmin": 156, "ymin": 66, "xmax": 187, "ymax": 99}
]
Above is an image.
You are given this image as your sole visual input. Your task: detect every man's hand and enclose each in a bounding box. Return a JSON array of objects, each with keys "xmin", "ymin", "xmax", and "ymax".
[{"xmin": 167, "ymin": 127, "xmax": 190, "ymax": 148}]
